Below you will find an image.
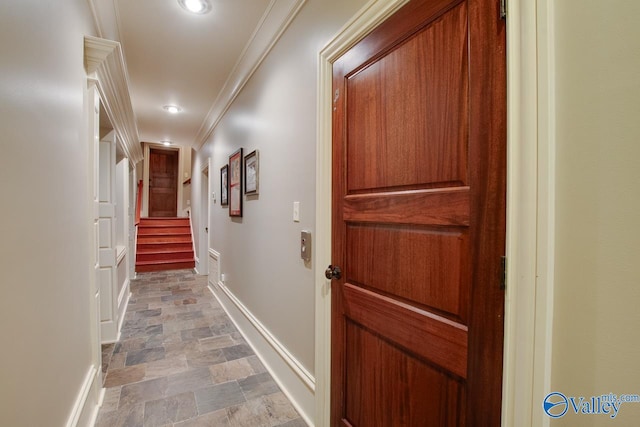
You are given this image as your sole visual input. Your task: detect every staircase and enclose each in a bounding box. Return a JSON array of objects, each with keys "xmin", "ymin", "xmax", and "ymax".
[{"xmin": 135, "ymin": 217, "xmax": 195, "ymax": 272}]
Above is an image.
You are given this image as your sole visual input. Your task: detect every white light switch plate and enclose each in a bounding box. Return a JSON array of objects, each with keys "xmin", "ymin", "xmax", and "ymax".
[{"xmin": 293, "ymin": 201, "xmax": 300, "ymax": 222}]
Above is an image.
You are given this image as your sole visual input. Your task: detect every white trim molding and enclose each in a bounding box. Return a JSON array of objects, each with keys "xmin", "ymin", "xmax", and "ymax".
[
  {"xmin": 190, "ymin": 212, "xmax": 199, "ymax": 273},
  {"xmin": 64, "ymin": 365, "xmax": 101, "ymax": 427},
  {"xmin": 115, "ymin": 279, "xmax": 131, "ymax": 342},
  {"xmin": 502, "ymin": 0, "xmax": 556, "ymax": 426},
  {"xmin": 194, "ymin": 0, "xmax": 307, "ymax": 148},
  {"xmin": 315, "ymin": 1, "xmax": 410, "ymax": 425},
  {"xmin": 84, "ymin": 36, "xmax": 142, "ymax": 164},
  {"xmin": 87, "ymin": 0, "xmax": 124, "ymax": 42},
  {"xmin": 208, "ymin": 248, "xmax": 221, "ymax": 284},
  {"xmin": 208, "ymin": 280, "xmax": 315, "ymax": 426}
]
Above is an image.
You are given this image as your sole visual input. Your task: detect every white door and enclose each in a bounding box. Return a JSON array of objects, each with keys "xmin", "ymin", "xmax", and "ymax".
[
  {"xmin": 99, "ymin": 130, "xmax": 118, "ymax": 342},
  {"xmin": 200, "ymin": 163, "xmax": 210, "ymax": 274}
]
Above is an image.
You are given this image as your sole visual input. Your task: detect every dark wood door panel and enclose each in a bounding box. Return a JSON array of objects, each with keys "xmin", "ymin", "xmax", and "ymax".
[
  {"xmin": 334, "ymin": 0, "xmax": 466, "ymax": 78},
  {"xmin": 346, "ymin": 224, "xmax": 469, "ymax": 319},
  {"xmin": 346, "ymin": 2, "xmax": 468, "ymax": 192},
  {"xmin": 150, "ymin": 151, "xmax": 176, "ymax": 173},
  {"xmin": 344, "ymin": 321, "xmax": 463, "ymax": 427},
  {"xmin": 343, "ymin": 284, "xmax": 468, "ymax": 378},
  {"xmin": 343, "ymin": 187, "xmax": 469, "ymax": 226},
  {"xmin": 152, "ymin": 176, "xmax": 175, "ymax": 186}
]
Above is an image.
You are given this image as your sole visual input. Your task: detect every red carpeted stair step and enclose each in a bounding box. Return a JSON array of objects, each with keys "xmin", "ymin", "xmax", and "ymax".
[{"xmin": 135, "ymin": 217, "xmax": 195, "ymax": 273}]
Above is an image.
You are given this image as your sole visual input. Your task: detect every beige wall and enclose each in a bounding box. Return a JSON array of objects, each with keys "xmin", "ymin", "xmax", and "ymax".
[
  {"xmin": 0, "ymin": 0, "xmax": 98, "ymax": 426},
  {"xmin": 551, "ymin": 0, "xmax": 640, "ymax": 424}
]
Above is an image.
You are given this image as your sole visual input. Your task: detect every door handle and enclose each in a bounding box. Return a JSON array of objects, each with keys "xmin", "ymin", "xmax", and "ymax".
[{"xmin": 325, "ymin": 265, "xmax": 342, "ymax": 280}]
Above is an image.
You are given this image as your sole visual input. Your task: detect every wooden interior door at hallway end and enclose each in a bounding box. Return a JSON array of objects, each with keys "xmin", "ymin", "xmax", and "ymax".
[
  {"xmin": 149, "ymin": 148, "xmax": 178, "ymax": 217},
  {"xmin": 330, "ymin": 0, "xmax": 506, "ymax": 425}
]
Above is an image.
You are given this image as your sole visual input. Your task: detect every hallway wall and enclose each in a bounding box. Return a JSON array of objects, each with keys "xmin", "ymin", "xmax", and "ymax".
[
  {"xmin": 0, "ymin": 0, "xmax": 99, "ymax": 426},
  {"xmin": 192, "ymin": 0, "xmax": 367, "ymax": 405},
  {"xmin": 551, "ymin": 0, "xmax": 640, "ymax": 424}
]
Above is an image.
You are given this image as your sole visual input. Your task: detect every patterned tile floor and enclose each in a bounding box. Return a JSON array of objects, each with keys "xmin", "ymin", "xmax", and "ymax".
[{"xmin": 96, "ymin": 270, "xmax": 307, "ymax": 427}]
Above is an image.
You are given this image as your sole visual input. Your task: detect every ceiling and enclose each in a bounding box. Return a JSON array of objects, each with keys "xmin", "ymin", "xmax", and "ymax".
[{"xmin": 91, "ymin": 0, "xmax": 274, "ymax": 148}]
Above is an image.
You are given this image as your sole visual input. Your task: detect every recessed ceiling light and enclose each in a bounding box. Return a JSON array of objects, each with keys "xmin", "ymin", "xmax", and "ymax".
[
  {"xmin": 178, "ymin": 0, "xmax": 211, "ymax": 14},
  {"xmin": 163, "ymin": 105, "xmax": 182, "ymax": 114},
  {"xmin": 162, "ymin": 141, "xmax": 172, "ymax": 146}
]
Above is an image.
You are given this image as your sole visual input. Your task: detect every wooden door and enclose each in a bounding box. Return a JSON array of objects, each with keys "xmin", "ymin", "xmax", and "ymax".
[
  {"xmin": 149, "ymin": 148, "xmax": 178, "ymax": 217},
  {"xmin": 330, "ymin": 0, "xmax": 506, "ymax": 425}
]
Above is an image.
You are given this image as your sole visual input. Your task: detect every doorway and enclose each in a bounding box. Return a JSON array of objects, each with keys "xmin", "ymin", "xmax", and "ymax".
[
  {"xmin": 199, "ymin": 161, "xmax": 210, "ymax": 275},
  {"xmin": 148, "ymin": 148, "xmax": 178, "ymax": 217}
]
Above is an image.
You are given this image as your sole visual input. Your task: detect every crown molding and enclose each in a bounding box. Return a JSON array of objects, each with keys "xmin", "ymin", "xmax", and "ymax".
[
  {"xmin": 87, "ymin": 0, "xmax": 124, "ymax": 42},
  {"xmin": 194, "ymin": 0, "xmax": 307, "ymax": 149},
  {"xmin": 84, "ymin": 36, "xmax": 117, "ymax": 74},
  {"xmin": 84, "ymin": 36, "xmax": 143, "ymax": 164}
]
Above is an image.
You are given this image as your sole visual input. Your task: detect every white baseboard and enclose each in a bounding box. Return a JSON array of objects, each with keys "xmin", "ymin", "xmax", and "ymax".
[
  {"xmin": 102, "ymin": 287, "xmax": 130, "ymax": 344},
  {"xmin": 117, "ymin": 277, "xmax": 130, "ymax": 308},
  {"xmin": 194, "ymin": 257, "xmax": 207, "ymax": 276},
  {"xmin": 208, "ymin": 281, "xmax": 315, "ymax": 426},
  {"xmin": 101, "ymin": 319, "xmax": 118, "ymax": 344},
  {"xmin": 116, "ymin": 280, "xmax": 131, "ymax": 336},
  {"xmin": 65, "ymin": 365, "xmax": 101, "ymax": 427}
]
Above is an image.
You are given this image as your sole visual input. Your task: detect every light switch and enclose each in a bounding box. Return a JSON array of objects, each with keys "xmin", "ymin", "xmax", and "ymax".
[{"xmin": 293, "ymin": 201, "xmax": 300, "ymax": 222}]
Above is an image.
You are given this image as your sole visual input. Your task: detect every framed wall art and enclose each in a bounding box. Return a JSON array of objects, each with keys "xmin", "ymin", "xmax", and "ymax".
[
  {"xmin": 244, "ymin": 149, "xmax": 259, "ymax": 195},
  {"xmin": 228, "ymin": 148, "xmax": 243, "ymax": 217},
  {"xmin": 220, "ymin": 164, "xmax": 229, "ymax": 206}
]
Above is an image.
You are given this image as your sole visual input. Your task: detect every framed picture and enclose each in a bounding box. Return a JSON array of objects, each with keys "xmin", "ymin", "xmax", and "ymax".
[
  {"xmin": 220, "ymin": 165, "xmax": 229, "ymax": 206},
  {"xmin": 244, "ymin": 150, "xmax": 259, "ymax": 195},
  {"xmin": 229, "ymin": 148, "xmax": 243, "ymax": 217}
]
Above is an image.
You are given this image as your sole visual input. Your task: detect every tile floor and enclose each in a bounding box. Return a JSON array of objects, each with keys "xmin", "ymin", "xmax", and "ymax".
[{"xmin": 96, "ymin": 269, "xmax": 307, "ymax": 427}]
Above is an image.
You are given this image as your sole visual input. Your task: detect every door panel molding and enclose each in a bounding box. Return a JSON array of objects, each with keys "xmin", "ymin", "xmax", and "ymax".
[
  {"xmin": 343, "ymin": 188, "xmax": 470, "ymax": 226},
  {"xmin": 343, "ymin": 284, "xmax": 468, "ymax": 378}
]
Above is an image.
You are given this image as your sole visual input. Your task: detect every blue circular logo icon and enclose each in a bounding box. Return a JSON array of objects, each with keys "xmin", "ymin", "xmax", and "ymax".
[{"xmin": 543, "ymin": 392, "xmax": 569, "ymax": 418}]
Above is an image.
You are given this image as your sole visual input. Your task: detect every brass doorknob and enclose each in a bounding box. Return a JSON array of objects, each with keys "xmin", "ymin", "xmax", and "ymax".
[{"xmin": 324, "ymin": 265, "xmax": 342, "ymax": 280}]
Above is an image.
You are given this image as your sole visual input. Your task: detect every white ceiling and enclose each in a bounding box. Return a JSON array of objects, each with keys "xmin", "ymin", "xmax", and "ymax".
[{"xmin": 92, "ymin": 0, "xmax": 274, "ymax": 148}]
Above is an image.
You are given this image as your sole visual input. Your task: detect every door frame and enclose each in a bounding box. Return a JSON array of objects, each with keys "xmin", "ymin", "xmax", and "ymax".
[
  {"xmin": 198, "ymin": 158, "xmax": 211, "ymax": 275},
  {"xmin": 314, "ymin": 0, "xmax": 556, "ymax": 425}
]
